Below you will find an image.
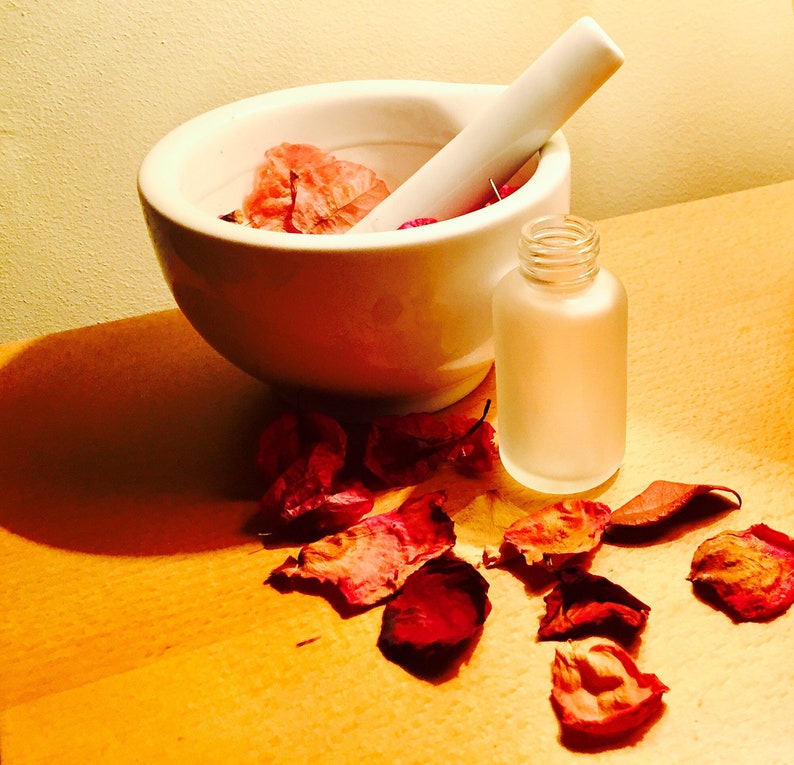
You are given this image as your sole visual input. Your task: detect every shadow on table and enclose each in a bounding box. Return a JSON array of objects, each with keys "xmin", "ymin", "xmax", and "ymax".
[{"xmin": 0, "ymin": 311, "xmax": 282, "ymax": 556}]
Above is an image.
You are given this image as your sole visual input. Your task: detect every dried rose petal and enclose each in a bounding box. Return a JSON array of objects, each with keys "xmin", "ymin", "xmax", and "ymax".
[
  {"xmin": 253, "ymin": 411, "xmax": 366, "ymax": 538},
  {"xmin": 397, "ymin": 217, "xmax": 438, "ymax": 229},
  {"xmin": 267, "ymin": 484, "xmax": 375, "ymax": 540},
  {"xmin": 688, "ymin": 523, "xmax": 794, "ymax": 621},
  {"xmin": 484, "ymin": 184, "xmax": 519, "ymax": 206},
  {"xmin": 261, "ymin": 441, "xmax": 342, "ymax": 515},
  {"xmin": 607, "ymin": 480, "xmax": 741, "ymax": 531},
  {"xmin": 444, "ymin": 408, "xmax": 498, "ymax": 477},
  {"xmin": 255, "ymin": 412, "xmax": 302, "ymax": 487},
  {"xmin": 363, "ymin": 411, "xmax": 448, "ymax": 486},
  {"xmin": 550, "ymin": 637, "xmax": 669, "ymax": 741},
  {"xmin": 363, "ymin": 401, "xmax": 496, "ymax": 487},
  {"xmin": 267, "ymin": 491, "xmax": 455, "ymax": 608},
  {"xmin": 219, "ymin": 209, "xmax": 244, "ymax": 224},
  {"xmin": 484, "ymin": 500, "xmax": 612, "ymax": 569},
  {"xmin": 242, "ymin": 143, "xmax": 389, "ymax": 233},
  {"xmin": 244, "ymin": 144, "xmax": 329, "ymax": 230},
  {"xmin": 377, "ymin": 556, "xmax": 491, "ymax": 678},
  {"xmin": 539, "ymin": 568, "xmax": 650, "ymax": 645},
  {"xmin": 290, "ymin": 161, "xmax": 389, "ymax": 234},
  {"xmin": 256, "ymin": 410, "xmax": 345, "ymax": 488}
]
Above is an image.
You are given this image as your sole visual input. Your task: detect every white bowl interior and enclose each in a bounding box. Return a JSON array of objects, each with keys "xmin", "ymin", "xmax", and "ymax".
[
  {"xmin": 189, "ymin": 98, "xmax": 465, "ymax": 217},
  {"xmin": 141, "ymin": 80, "xmax": 535, "ymax": 244}
]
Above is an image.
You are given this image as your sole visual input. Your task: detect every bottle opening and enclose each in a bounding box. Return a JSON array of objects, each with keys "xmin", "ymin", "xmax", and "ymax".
[{"xmin": 518, "ymin": 214, "xmax": 600, "ymax": 285}]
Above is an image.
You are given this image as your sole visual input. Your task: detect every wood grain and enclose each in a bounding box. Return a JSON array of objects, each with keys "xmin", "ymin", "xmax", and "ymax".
[{"xmin": 2, "ymin": 182, "xmax": 793, "ymax": 764}]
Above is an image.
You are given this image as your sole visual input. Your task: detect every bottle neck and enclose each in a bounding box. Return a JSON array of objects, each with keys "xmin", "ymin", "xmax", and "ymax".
[{"xmin": 518, "ymin": 214, "xmax": 600, "ymax": 287}]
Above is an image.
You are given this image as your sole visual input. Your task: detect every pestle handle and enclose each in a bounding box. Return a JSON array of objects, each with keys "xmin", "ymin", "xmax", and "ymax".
[{"xmin": 351, "ymin": 17, "xmax": 624, "ymax": 233}]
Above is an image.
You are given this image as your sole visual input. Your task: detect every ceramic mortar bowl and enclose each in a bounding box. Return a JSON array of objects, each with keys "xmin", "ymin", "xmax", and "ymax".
[{"xmin": 138, "ymin": 80, "xmax": 571, "ymax": 418}]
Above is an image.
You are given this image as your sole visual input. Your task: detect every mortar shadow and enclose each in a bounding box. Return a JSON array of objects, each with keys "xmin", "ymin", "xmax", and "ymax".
[{"xmin": 0, "ymin": 311, "xmax": 282, "ymax": 556}]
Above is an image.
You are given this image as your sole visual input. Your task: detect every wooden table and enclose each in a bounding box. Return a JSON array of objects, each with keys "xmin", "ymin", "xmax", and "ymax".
[{"xmin": 2, "ymin": 182, "xmax": 793, "ymax": 764}]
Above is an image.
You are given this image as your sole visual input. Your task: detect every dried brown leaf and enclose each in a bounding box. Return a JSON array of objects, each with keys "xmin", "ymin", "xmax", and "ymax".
[{"xmin": 608, "ymin": 481, "xmax": 741, "ymax": 530}]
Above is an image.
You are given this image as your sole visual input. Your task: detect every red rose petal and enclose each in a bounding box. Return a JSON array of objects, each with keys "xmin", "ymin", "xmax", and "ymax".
[
  {"xmin": 550, "ymin": 637, "xmax": 669, "ymax": 742},
  {"xmin": 363, "ymin": 411, "xmax": 449, "ymax": 486},
  {"xmin": 269, "ymin": 484, "xmax": 375, "ymax": 540},
  {"xmin": 255, "ymin": 412, "xmax": 303, "ymax": 487},
  {"xmin": 688, "ymin": 523, "xmax": 794, "ymax": 621},
  {"xmin": 484, "ymin": 499, "xmax": 612, "ymax": 569},
  {"xmin": 242, "ymin": 143, "xmax": 389, "ymax": 233},
  {"xmin": 254, "ymin": 411, "xmax": 363, "ymax": 539},
  {"xmin": 256, "ymin": 410, "xmax": 346, "ymax": 489},
  {"xmin": 377, "ymin": 555, "xmax": 491, "ymax": 678},
  {"xmin": 484, "ymin": 184, "xmax": 519, "ymax": 206},
  {"xmin": 397, "ymin": 217, "xmax": 438, "ymax": 229},
  {"xmin": 243, "ymin": 144, "xmax": 329, "ymax": 231},
  {"xmin": 539, "ymin": 568, "xmax": 650, "ymax": 645},
  {"xmin": 363, "ymin": 401, "xmax": 496, "ymax": 487},
  {"xmin": 444, "ymin": 407, "xmax": 498, "ymax": 476},
  {"xmin": 290, "ymin": 160, "xmax": 389, "ymax": 234},
  {"xmin": 267, "ymin": 491, "xmax": 455, "ymax": 608}
]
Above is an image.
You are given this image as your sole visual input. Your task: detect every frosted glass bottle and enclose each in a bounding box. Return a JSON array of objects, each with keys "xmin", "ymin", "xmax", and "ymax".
[{"xmin": 492, "ymin": 214, "xmax": 627, "ymax": 494}]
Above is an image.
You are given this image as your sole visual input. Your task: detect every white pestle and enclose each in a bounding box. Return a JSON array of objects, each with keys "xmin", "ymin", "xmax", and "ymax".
[{"xmin": 350, "ymin": 17, "xmax": 624, "ymax": 234}]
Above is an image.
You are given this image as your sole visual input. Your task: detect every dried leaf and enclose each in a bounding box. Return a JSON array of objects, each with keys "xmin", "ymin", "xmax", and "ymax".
[
  {"xmin": 607, "ymin": 481, "xmax": 741, "ymax": 531},
  {"xmin": 363, "ymin": 400, "xmax": 497, "ymax": 487},
  {"xmin": 377, "ymin": 555, "xmax": 491, "ymax": 678},
  {"xmin": 539, "ymin": 568, "xmax": 650, "ymax": 645},
  {"xmin": 267, "ymin": 491, "xmax": 455, "ymax": 608},
  {"xmin": 550, "ymin": 637, "xmax": 669, "ymax": 742},
  {"xmin": 688, "ymin": 523, "xmax": 794, "ymax": 621},
  {"xmin": 455, "ymin": 489, "xmax": 529, "ymax": 553},
  {"xmin": 242, "ymin": 143, "xmax": 389, "ymax": 233},
  {"xmin": 484, "ymin": 500, "xmax": 612, "ymax": 569}
]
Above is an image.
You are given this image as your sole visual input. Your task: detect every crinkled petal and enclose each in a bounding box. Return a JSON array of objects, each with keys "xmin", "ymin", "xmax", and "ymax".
[
  {"xmin": 550, "ymin": 637, "xmax": 669, "ymax": 741},
  {"xmin": 688, "ymin": 523, "xmax": 794, "ymax": 621},
  {"xmin": 363, "ymin": 402, "xmax": 496, "ymax": 487},
  {"xmin": 268, "ymin": 491, "xmax": 455, "ymax": 608},
  {"xmin": 485, "ymin": 500, "xmax": 612, "ymax": 569},
  {"xmin": 254, "ymin": 411, "xmax": 352, "ymax": 539},
  {"xmin": 243, "ymin": 143, "xmax": 389, "ymax": 233},
  {"xmin": 290, "ymin": 161, "xmax": 389, "ymax": 234},
  {"xmin": 243, "ymin": 143, "xmax": 330, "ymax": 231},
  {"xmin": 539, "ymin": 568, "xmax": 650, "ymax": 644},
  {"xmin": 377, "ymin": 556, "xmax": 491, "ymax": 678}
]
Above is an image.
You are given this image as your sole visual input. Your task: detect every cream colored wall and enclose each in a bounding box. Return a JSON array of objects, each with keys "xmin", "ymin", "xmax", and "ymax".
[{"xmin": 2, "ymin": 0, "xmax": 793, "ymax": 343}]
